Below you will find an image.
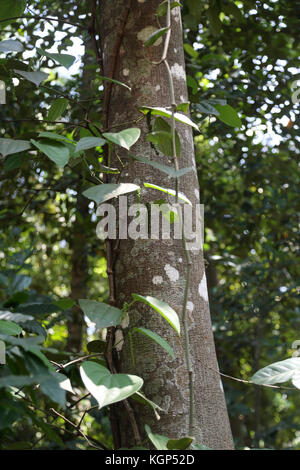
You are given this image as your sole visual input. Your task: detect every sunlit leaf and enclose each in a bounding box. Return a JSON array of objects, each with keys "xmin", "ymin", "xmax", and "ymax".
[
  {"xmin": 144, "ymin": 27, "xmax": 170, "ymax": 47},
  {"xmin": 0, "ymin": 40, "xmax": 23, "ymax": 53},
  {"xmin": 80, "ymin": 361, "xmax": 143, "ymax": 408},
  {"xmin": 75, "ymin": 137, "xmax": 106, "ymax": 152},
  {"xmin": 37, "ymin": 48, "xmax": 75, "ymax": 69},
  {"xmin": 132, "ymin": 294, "xmax": 180, "ymax": 335},
  {"xmin": 139, "ymin": 106, "xmax": 199, "ymax": 131},
  {"xmin": 14, "ymin": 69, "xmax": 48, "ymax": 86},
  {"xmin": 144, "ymin": 182, "xmax": 192, "ymax": 205},
  {"xmin": 79, "ymin": 299, "xmax": 123, "ymax": 328},
  {"xmin": 103, "ymin": 128, "xmax": 141, "ymax": 150},
  {"xmin": 251, "ymin": 358, "xmax": 300, "ymax": 385},
  {"xmin": 83, "ymin": 183, "xmax": 140, "ymax": 205}
]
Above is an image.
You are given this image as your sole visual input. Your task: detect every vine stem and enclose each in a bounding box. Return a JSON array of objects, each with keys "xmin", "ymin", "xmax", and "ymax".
[{"xmin": 162, "ymin": 0, "xmax": 195, "ymax": 436}]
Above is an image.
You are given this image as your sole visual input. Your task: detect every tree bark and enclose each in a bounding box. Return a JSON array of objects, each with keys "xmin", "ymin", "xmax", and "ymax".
[{"xmin": 99, "ymin": 0, "xmax": 233, "ymax": 449}]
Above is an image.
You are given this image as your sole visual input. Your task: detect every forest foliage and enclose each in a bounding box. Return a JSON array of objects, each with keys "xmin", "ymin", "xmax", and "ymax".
[{"xmin": 0, "ymin": 0, "xmax": 299, "ymax": 450}]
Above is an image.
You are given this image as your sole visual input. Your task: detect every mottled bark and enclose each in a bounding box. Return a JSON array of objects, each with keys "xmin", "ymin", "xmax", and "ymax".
[{"xmin": 99, "ymin": 0, "xmax": 233, "ymax": 449}]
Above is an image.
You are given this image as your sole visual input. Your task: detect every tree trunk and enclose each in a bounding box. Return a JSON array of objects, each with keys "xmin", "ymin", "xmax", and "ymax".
[{"xmin": 99, "ymin": 0, "xmax": 233, "ymax": 449}]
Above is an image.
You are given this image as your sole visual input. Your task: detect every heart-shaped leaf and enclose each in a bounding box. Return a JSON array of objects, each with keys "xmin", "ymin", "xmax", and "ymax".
[
  {"xmin": 14, "ymin": 70, "xmax": 48, "ymax": 86},
  {"xmin": 31, "ymin": 139, "xmax": 70, "ymax": 167},
  {"xmin": 83, "ymin": 183, "xmax": 140, "ymax": 205},
  {"xmin": 80, "ymin": 361, "xmax": 143, "ymax": 408},
  {"xmin": 37, "ymin": 48, "xmax": 75, "ymax": 69},
  {"xmin": 103, "ymin": 128, "xmax": 141, "ymax": 150},
  {"xmin": 251, "ymin": 358, "xmax": 300, "ymax": 385},
  {"xmin": 75, "ymin": 137, "xmax": 106, "ymax": 152},
  {"xmin": 130, "ymin": 155, "xmax": 192, "ymax": 179},
  {"xmin": 0, "ymin": 138, "xmax": 31, "ymax": 157},
  {"xmin": 0, "ymin": 40, "xmax": 24, "ymax": 53},
  {"xmin": 78, "ymin": 299, "xmax": 123, "ymax": 328},
  {"xmin": 145, "ymin": 425, "xmax": 168, "ymax": 450}
]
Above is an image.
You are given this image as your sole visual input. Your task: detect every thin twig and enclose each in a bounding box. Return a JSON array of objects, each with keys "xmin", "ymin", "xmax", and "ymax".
[{"xmin": 209, "ymin": 366, "xmax": 296, "ymax": 391}]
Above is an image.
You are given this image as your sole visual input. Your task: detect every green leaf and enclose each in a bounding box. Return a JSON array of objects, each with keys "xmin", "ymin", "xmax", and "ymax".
[
  {"xmin": 79, "ymin": 299, "xmax": 123, "ymax": 329},
  {"xmin": 223, "ymin": 3, "xmax": 244, "ymax": 22},
  {"xmin": 0, "ymin": 40, "xmax": 23, "ymax": 53},
  {"xmin": 19, "ymin": 320, "xmax": 47, "ymax": 339},
  {"xmin": 3, "ymin": 154, "xmax": 23, "ymax": 171},
  {"xmin": 37, "ymin": 132, "xmax": 73, "ymax": 143},
  {"xmin": 82, "ymin": 183, "xmax": 140, "ymax": 205},
  {"xmin": 139, "ymin": 106, "xmax": 199, "ymax": 131},
  {"xmin": 144, "ymin": 27, "xmax": 170, "ymax": 47},
  {"xmin": 156, "ymin": 1, "xmax": 182, "ymax": 17},
  {"xmin": 87, "ymin": 340, "xmax": 106, "ymax": 354},
  {"xmin": 187, "ymin": 75, "xmax": 198, "ymax": 95},
  {"xmin": 98, "ymin": 75, "xmax": 131, "ymax": 91},
  {"xmin": 176, "ymin": 102, "xmax": 190, "ymax": 113},
  {"xmin": 134, "ymin": 327, "xmax": 175, "ymax": 359},
  {"xmin": 0, "ymin": 375, "xmax": 37, "ymax": 388},
  {"xmin": 38, "ymin": 373, "xmax": 66, "ymax": 408},
  {"xmin": 131, "ymin": 391, "xmax": 164, "ymax": 419},
  {"xmin": 148, "ymin": 116, "xmax": 181, "ymax": 156},
  {"xmin": 144, "ymin": 182, "xmax": 192, "ymax": 205},
  {"xmin": 196, "ymin": 101, "xmax": 219, "ymax": 115},
  {"xmin": 207, "ymin": 7, "xmax": 222, "ymax": 37},
  {"xmin": 103, "ymin": 128, "xmax": 141, "ymax": 150},
  {"xmin": 147, "ymin": 131, "xmax": 181, "ymax": 157},
  {"xmin": 214, "ymin": 104, "xmax": 242, "ymax": 128},
  {"xmin": 167, "ymin": 436, "xmax": 194, "ymax": 450},
  {"xmin": 251, "ymin": 358, "xmax": 300, "ymax": 385},
  {"xmin": 14, "ymin": 69, "xmax": 48, "ymax": 86},
  {"xmin": 0, "ymin": 138, "xmax": 31, "ymax": 157},
  {"xmin": 130, "ymin": 155, "xmax": 192, "ymax": 179},
  {"xmin": 0, "ymin": 0, "xmax": 26, "ymax": 26},
  {"xmin": 0, "ymin": 311, "xmax": 34, "ymax": 323},
  {"xmin": 47, "ymin": 98, "xmax": 68, "ymax": 121},
  {"xmin": 0, "ymin": 319, "xmax": 22, "ymax": 336},
  {"xmin": 37, "ymin": 48, "xmax": 75, "ymax": 69},
  {"xmin": 0, "ymin": 340, "xmax": 5, "ymax": 364},
  {"xmin": 75, "ymin": 136, "xmax": 106, "ymax": 152},
  {"xmin": 31, "ymin": 139, "xmax": 70, "ymax": 167},
  {"xmin": 80, "ymin": 361, "xmax": 143, "ymax": 408},
  {"xmin": 192, "ymin": 442, "xmax": 212, "ymax": 450},
  {"xmin": 54, "ymin": 298, "xmax": 75, "ymax": 310},
  {"xmin": 145, "ymin": 424, "xmax": 168, "ymax": 450},
  {"xmin": 292, "ymin": 372, "xmax": 300, "ymax": 390},
  {"xmin": 184, "ymin": 43, "xmax": 198, "ymax": 58},
  {"xmin": 131, "ymin": 294, "xmax": 180, "ymax": 335},
  {"xmin": 11, "ymin": 274, "xmax": 32, "ymax": 291}
]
